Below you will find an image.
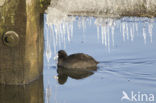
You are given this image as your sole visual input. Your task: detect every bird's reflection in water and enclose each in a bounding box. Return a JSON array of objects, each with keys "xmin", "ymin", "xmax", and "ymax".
[
  {"xmin": 0, "ymin": 76, "xmax": 43, "ymax": 103},
  {"xmin": 57, "ymin": 66, "xmax": 97, "ymax": 85}
]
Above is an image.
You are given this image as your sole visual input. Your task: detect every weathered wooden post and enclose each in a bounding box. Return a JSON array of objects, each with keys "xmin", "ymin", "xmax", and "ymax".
[{"xmin": 0, "ymin": 0, "xmax": 50, "ymax": 85}]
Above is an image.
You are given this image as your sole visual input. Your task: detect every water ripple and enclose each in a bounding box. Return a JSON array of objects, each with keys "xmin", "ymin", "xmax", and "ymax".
[{"xmin": 97, "ymin": 58, "xmax": 156, "ymax": 84}]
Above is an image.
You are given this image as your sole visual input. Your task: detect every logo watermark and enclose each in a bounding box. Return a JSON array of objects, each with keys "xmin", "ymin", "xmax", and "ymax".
[{"xmin": 121, "ymin": 91, "xmax": 155, "ymax": 102}]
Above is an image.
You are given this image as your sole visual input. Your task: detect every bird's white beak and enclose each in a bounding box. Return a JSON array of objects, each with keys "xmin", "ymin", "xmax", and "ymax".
[
  {"xmin": 54, "ymin": 54, "xmax": 58, "ymax": 61},
  {"xmin": 54, "ymin": 75, "xmax": 58, "ymax": 80}
]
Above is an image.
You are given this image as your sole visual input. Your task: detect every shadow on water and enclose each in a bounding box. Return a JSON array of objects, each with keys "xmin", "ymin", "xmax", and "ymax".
[
  {"xmin": 57, "ymin": 66, "xmax": 97, "ymax": 85},
  {"xmin": 0, "ymin": 76, "xmax": 44, "ymax": 103}
]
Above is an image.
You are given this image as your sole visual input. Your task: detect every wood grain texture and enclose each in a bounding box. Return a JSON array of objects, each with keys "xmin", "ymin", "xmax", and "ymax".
[{"xmin": 0, "ymin": 0, "xmax": 49, "ymax": 85}]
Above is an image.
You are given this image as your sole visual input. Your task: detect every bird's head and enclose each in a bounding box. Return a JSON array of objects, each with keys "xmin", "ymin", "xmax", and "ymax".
[{"xmin": 58, "ymin": 50, "xmax": 68, "ymax": 60}]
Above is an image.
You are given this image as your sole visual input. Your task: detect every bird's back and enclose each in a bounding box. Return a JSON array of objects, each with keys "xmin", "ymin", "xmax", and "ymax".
[{"xmin": 62, "ymin": 53, "xmax": 98, "ymax": 69}]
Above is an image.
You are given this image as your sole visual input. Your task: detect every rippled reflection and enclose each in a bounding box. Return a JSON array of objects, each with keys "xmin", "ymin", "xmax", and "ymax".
[{"xmin": 57, "ymin": 66, "xmax": 96, "ymax": 85}]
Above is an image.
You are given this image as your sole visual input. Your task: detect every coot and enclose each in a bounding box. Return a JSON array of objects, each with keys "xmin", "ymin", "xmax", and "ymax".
[{"xmin": 58, "ymin": 50, "xmax": 98, "ymax": 70}]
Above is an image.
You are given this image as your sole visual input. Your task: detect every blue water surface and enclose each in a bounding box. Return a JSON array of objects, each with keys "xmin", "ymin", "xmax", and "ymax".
[{"xmin": 44, "ymin": 16, "xmax": 156, "ymax": 103}]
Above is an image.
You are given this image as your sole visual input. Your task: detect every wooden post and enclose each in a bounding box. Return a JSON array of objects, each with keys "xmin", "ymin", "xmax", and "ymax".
[{"xmin": 0, "ymin": 0, "xmax": 50, "ymax": 85}]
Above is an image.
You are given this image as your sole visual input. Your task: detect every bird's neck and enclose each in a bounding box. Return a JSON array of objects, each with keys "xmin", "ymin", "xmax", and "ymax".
[{"xmin": 58, "ymin": 57, "xmax": 66, "ymax": 66}]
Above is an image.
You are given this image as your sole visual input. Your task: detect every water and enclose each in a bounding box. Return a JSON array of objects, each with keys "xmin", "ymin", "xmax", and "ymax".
[{"xmin": 44, "ymin": 15, "xmax": 156, "ymax": 103}]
